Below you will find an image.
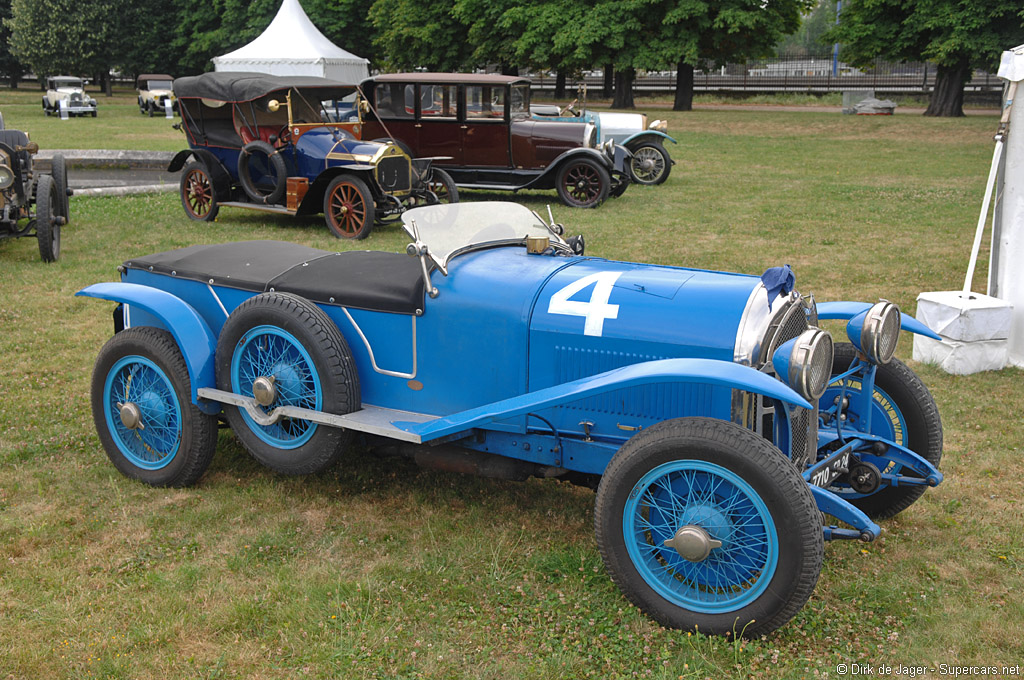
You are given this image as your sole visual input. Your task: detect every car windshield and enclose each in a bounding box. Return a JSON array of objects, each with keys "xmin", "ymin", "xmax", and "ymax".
[
  {"xmin": 147, "ymin": 79, "xmax": 172, "ymax": 90},
  {"xmin": 401, "ymin": 202, "xmax": 563, "ymax": 274},
  {"xmin": 53, "ymin": 79, "xmax": 82, "ymax": 89},
  {"xmin": 510, "ymin": 84, "xmax": 530, "ymax": 117}
]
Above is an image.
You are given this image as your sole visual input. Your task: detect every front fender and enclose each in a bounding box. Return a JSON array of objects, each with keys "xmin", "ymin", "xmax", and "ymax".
[
  {"xmin": 167, "ymin": 148, "xmax": 233, "ymax": 201},
  {"xmin": 521, "ymin": 147, "xmax": 613, "ymax": 190},
  {"xmin": 817, "ymin": 301, "xmax": 941, "ymax": 340},
  {"xmin": 395, "ymin": 357, "xmax": 811, "ymax": 442},
  {"xmin": 76, "ymin": 283, "xmax": 218, "ymax": 413},
  {"xmin": 622, "ymin": 131, "xmax": 677, "ymax": 149}
]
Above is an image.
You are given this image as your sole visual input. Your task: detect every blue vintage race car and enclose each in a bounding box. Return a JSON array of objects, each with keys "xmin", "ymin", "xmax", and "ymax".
[{"xmin": 78, "ymin": 202, "xmax": 943, "ymax": 637}]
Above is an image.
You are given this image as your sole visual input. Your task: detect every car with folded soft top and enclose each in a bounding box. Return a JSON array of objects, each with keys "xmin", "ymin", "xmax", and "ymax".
[
  {"xmin": 169, "ymin": 71, "xmax": 457, "ymax": 239},
  {"xmin": 360, "ymin": 73, "xmax": 631, "ymax": 209},
  {"xmin": 78, "ymin": 201, "xmax": 943, "ymax": 637}
]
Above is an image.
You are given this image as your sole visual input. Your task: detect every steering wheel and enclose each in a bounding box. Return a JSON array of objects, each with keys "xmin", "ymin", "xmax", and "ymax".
[
  {"xmin": 559, "ymin": 98, "xmax": 579, "ymax": 116},
  {"xmin": 277, "ymin": 124, "xmax": 292, "ymax": 144}
]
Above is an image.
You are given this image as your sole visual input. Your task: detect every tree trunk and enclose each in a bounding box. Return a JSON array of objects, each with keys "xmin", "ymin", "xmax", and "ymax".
[
  {"xmin": 603, "ymin": 63, "xmax": 614, "ymax": 99},
  {"xmin": 673, "ymin": 61, "xmax": 694, "ymax": 111},
  {"xmin": 924, "ymin": 60, "xmax": 969, "ymax": 117},
  {"xmin": 554, "ymin": 69, "xmax": 566, "ymax": 100},
  {"xmin": 105, "ymin": 70, "xmax": 112, "ymax": 97},
  {"xmin": 612, "ymin": 67, "xmax": 635, "ymax": 109}
]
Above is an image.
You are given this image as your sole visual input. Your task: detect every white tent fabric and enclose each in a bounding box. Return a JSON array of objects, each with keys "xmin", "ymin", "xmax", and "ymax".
[
  {"xmin": 993, "ymin": 44, "xmax": 1024, "ymax": 366},
  {"xmin": 212, "ymin": 0, "xmax": 369, "ymax": 83}
]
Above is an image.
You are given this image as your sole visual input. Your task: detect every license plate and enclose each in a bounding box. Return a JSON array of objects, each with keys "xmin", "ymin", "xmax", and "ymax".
[{"xmin": 808, "ymin": 449, "xmax": 851, "ymax": 488}]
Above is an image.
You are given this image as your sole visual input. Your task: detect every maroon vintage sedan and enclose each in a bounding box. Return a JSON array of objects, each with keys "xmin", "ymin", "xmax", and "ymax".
[{"xmin": 359, "ymin": 73, "xmax": 630, "ymax": 208}]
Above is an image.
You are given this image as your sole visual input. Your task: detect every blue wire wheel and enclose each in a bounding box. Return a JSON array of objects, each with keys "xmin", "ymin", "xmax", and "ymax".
[
  {"xmin": 102, "ymin": 355, "xmax": 182, "ymax": 470},
  {"xmin": 230, "ymin": 325, "xmax": 323, "ymax": 449},
  {"xmin": 622, "ymin": 459, "xmax": 779, "ymax": 613}
]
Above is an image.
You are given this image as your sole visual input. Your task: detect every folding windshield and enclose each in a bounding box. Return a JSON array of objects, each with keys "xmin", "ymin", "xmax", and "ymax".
[
  {"xmin": 510, "ymin": 84, "xmax": 530, "ymax": 117},
  {"xmin": 401, "ymin": 201, "xmax": 564, "ymax": 274},
  {"xmin": 52, "ymin": 79, "xmax": 83, "ymax": 89},
  {"xmin": 146, "ymin": 79, "xmax": 173, "ymax": 90}
]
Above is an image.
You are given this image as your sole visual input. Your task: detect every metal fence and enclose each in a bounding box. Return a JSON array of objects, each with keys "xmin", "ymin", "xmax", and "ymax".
[{"xmin": 531, "ymin": 53, "xmax": 1003, "ymax": 95}]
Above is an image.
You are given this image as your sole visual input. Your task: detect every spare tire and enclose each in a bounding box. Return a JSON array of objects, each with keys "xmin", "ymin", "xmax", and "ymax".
[{"xmin": 238, "ymin": 140, "xmax": 287, "ymax": 204}]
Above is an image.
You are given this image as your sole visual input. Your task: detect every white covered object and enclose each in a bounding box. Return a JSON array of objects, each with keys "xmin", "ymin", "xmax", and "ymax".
[
  {"xmin": 212, "ymin": 0, "xmax": 369, "ymax": 83},
  {"xmin": 993, "ymin": 44, "xmax": 1024, "ymax": 366},
  {"xmin": 912, "ymin": 336, "xmax": 1009, "ymax": 375},
  {"xmin": 916, "ymin": 291, "xmax": 1013, "ymax": 342}
]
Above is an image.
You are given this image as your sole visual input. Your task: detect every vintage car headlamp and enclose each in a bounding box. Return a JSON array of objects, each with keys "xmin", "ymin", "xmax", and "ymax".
[
  {"xmin": 0, "ymin": 163, "xmax": 14, "ymax": 189},
  {"xmin": 772, "ymin": 328, "xmax": 834, "ymax": 401},
  {"xmin": 648, "ymin": 119, "xmax": 668, "ymax": 132},
  {"xmin": 601, "ymin": 139, "xmax": 615, "ymax": 159},
  {"xmin": 847, "ymin": 301, "xmax": 901, "ymax": 365}
]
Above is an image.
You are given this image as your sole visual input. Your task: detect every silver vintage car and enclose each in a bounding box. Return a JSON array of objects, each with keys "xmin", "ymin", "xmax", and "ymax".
[{"xmin": 42, "ymin": 76, "xmax": 98, "ymax": 117}]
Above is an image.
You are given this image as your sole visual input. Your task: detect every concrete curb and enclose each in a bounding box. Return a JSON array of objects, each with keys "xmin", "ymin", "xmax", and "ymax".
[
  {"xmin": 36, "ymin": 149, "xmax": 176, "ymax": 171},
  {"xmin": 73, "ymin": 184, "xmax": 178, "ymax": 198}
]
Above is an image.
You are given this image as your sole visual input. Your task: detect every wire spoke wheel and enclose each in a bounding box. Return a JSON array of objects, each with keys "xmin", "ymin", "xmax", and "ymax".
[
  {"xmin": 104, "ymin": 355, "xmax": 182, "ymax": 469},
  {"xmin": 629, "ymin": 144, "xmax": 670, "ymax": 184}
]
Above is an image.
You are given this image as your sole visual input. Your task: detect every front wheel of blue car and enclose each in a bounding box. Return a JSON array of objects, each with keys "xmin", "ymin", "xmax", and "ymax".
[
  {"xmin": 595, "ymin": 417, "xmax": 823, "ymax": 637},
  {"xmin": 216, "ymin": 293, "xmax": 361, "ymax": 475},
  {"xmin": 821, "ymin": 342, "xmax": 943, "ymax": 519},
  {"xmin": 91, "ymin": 327, "xmax": 217, "ymax": 487}
]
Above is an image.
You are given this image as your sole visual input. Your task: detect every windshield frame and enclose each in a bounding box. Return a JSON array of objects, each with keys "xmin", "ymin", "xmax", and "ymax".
[{"xmin": 401, "ymin": 202, "xmax": 567, "ymax": 274}]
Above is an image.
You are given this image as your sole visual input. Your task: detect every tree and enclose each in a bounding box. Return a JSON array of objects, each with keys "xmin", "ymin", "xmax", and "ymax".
[
  {"xmin": 777, "ymin": 0, "xmax": 836, "ymax": 56},
  {"xmin": 370, "ymin": 0, "xmax": 473, "ymax": 71},
  {"xmin": 8, "ymin": 0, "xmax": 129, "ymax": 86},
  {"xmin": 0, "ymin": 0, "xmax": 26, "ymax": 87},
  {"xmin": 824, "ymin": 0, "xmax": 1024, "ymax": 117},
  {"xmin": 636, "ymin": 0, "xmax": 810, "ymax": 111}
]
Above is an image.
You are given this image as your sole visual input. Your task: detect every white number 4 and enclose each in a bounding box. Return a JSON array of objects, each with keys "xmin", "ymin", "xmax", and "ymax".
[{"xmin": 547, "ymin": 271, "xmax": 623, "ymax": 336}]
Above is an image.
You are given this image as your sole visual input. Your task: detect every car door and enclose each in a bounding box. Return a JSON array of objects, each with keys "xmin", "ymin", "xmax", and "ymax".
[
  {"xmin": 461, "ymin": 84, "xmax": 510, "ymax": 168},
  {"xmin": 414, "ymin": 84, "xmax": 461, "ymax": 164}
]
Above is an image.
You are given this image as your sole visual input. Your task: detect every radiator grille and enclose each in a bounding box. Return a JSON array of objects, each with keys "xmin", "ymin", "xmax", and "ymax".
[{"xmin": 376, "ymin": 155, "xmax": 411, "ymax": 194}]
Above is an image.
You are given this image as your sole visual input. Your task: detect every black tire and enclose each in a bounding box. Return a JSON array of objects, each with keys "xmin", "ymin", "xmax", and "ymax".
[
  {"xmin": 35, "ymin": 174, "xmax": 60, "ymax": 262},
  {"xmin": 179, "ymin": 161, "xmax": 219, "ymax": 222},
  {"xmin": 50, "ymin": 153, "xmax": 70, "ymax": 219},
  {"xmin": 91, "ymin": 327, "xmax": 217, "ymax": 487},
  {"xmin": 323, "ymin": 175, "xmax": 374, "ymax": 239},
  {"xmin": 238, "ymin": 140, "xmax": 287, "ymax": 204},
  {"xmin": 148, "ymin": 102, "xmax": 156, "ymax": 117},
  {"xmin": 216, "ymin": 293, "xmax": 360, "ymax": 475},
  {"xmin": 555, "ymin": 157, "xmax": 610, "ymax": 208},
  {"xmin": 90, "ymin": 110, "xmax": 97, "ymax": 118},
  {"xmin": 627, "ymin": 142, "xmax": 672, "ymax": 185},
  {"xmin": 138, "ymin": 97, "xmax": 146, "ymax": 114},
  {"xmin": 595, "ymin": 417, "xmax": 823, "ymax": 637},
  {"xmin": 427, "ymin": 168, "xmax": 459, "ymax": 204},
  {"xmin": 822, "ymin": 343, "xmax": 943, "ymax": 519}
]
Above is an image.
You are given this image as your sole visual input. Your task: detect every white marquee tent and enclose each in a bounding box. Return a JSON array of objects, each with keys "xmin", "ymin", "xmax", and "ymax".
[{"xmin": 212, "ymin": 0, "xmax": 369, "ymax": 83}]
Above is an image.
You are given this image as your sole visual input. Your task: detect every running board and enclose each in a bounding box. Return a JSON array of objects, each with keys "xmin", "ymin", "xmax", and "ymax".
[
  {"xmin": 219, "ymin": 201, "xmax": 296, "ymax": 215},
  {"xmin": 197, "ymin": 388, "xmax": 436, "ymax": 443}
]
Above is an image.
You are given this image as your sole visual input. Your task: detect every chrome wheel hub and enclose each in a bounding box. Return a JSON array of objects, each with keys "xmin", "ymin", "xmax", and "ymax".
[
  {"xmin": 663, "ymin": 525, "xmax": 723, "ymax": 562},
  {"xmin": 118, "ymin": 402, "xmax": 143, "ymax": 430},
  {"xmin": 252, "ymin": 376, "xmax": 277, "ymax": 406}
]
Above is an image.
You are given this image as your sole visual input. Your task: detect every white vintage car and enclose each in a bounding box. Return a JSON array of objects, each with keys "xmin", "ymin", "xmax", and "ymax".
[
  {"xmin": 136, "ymin": 73, "xmax": 176, "ymax": 116},
  {"xmin": 42, "ymin": 76, "xmax": 97, "ymax": 117}
]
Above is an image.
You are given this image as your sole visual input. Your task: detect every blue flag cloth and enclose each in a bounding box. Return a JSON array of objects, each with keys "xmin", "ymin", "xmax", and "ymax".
[{"xmin": 761, "ymin": 265, "xmax": 795, "ymax": 311}]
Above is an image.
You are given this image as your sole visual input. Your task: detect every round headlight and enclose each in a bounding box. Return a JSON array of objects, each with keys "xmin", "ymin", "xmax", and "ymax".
[
  {"xmin": 847, "ymin": 301, "xmax": 900, "ymax": 365},
  {"xmin": 0, "ymin": 164, "xmax": 14, "ymax": 189},
  {"xmin": 648, "ymin": 119, "xmax": 668, "ymax": 132},
  {"xmin": 602, "ymin": 139, "xmax": 615, "ymax": 158},
  {"xmin": 772, "ymin": 328, "xmax": 834, "ymax": 401}
]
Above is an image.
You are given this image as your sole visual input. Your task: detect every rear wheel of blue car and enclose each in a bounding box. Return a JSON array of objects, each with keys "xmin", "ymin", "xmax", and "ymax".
[
  {"xmin": 324, "ymin": 175, "xmax": 374, "ymax": 239},
  {"xmin": 216, "ymin": 293, "xmax": 361, "ymax": 475},
  {"xmin": 556, "ymin": 157, "xmax": 610, "ymax": 208},
  {"xmin": 821, "ymin": 342, "xmax": 943, "ymax": 519},
  {"xmin": 595, "ymin": 417, "xmax": 823, "ymax": 637},
  {"xmin": 627, "ymin": 142, "xmax": 671, "ymax": 185},
  {"xmin": 180, "ymin": 161, "xmax": 219, "ymax": 222},
  {"xmin": 91, "ymin": 327, "xmax": 217, "ymax": 487}
]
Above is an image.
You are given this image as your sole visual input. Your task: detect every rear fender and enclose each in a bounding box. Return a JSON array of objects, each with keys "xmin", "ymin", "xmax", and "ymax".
[
  {"xmin": 395, "ymin": 357, "xmax": 811, "ymax": 442},
  {"xmin": 817, "ymin": 301, "xmax": 941, "ymax": 340},
  {"xmin": 76, "ymin": 282, "xmax": 219, "ymax": 414},
  {"xmin": 622, "ymin": 131, "xmax": 677, "ymax": 149},
  {"xmin": 168, "ymin": 148, "xmax": 233, "ymax": 201}
]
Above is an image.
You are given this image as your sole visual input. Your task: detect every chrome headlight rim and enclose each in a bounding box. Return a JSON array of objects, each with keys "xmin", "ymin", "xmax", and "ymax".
[
  {"xmin": 0, "ymin": 164, "xmax": 14, "ymax": 189},
  {"xmin": 858, "ymin": 301, "xmax": 901, "ymax": 365},
  {"xmin": 601, "ymin": 138, "xmax": 615, "ymax": 159},
  {"xmin": 772, "ymin": 327, "xmax": 834, "ymax": 402}
]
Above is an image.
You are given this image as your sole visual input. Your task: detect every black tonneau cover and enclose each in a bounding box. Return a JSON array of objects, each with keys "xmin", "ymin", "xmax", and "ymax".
[
  {"xmin": 173, "ymin": 72, "xmax": 356, "ymax": 103},
  {"xmin": 125, "ymin": 241, "xmax": 427, "ymax": 315}
]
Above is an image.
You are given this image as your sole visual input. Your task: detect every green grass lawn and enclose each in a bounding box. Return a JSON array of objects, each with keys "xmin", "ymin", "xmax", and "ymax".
[{"xmin": 1, "ymin": 92, "xmax": 1022, "ymax": 679}]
